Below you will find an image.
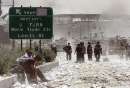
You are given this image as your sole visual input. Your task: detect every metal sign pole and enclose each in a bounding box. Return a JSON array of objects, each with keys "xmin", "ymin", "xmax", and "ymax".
[
  {"xmin": 30, "ymin": 39, "xmax": 32, "ymax": 49},
  {"xmin": 20, "ymin": 5, "xmax": 23, "ymax": 51},
  {"xmin": 12, "ymin": 0, "xmax": 14, "ymax": 7},
  {"xmin": 39, "ymin": 40, "xmax": 41, "ymax": 49},
  {"xmin": 12, "ymin": 0, "xmax": 15, "ymax": 50},
  {"xmin": 21, "ymin": 39, "xmax": 23, "ymax": 51},
  {"xmin": 0, "ymin": 0, "xmax": 2, "ymax": 16}
]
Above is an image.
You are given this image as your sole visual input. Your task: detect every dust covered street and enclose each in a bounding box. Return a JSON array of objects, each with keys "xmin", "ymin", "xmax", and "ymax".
[{"xmin": 13, "ymin": 53, "xmax": 130, "ymax": 88}]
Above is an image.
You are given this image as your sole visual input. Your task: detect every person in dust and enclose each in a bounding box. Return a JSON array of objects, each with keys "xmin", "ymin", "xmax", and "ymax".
[
  {"xmin": 75, "ymin": 43, "xmax": 82, "ymax": 63},
  {"xmin": 63, "ymin": 43, "xmax": 72, "ymax": 60},
  {"xmin": 13, "ymin": 49, "xmax": 34, "ymax": 83},
  {"xmin": 51, "ymin": 44, "xmax": 57, "ymax": 57},
  {"xmin": 94, "ymin": 41, "xmax": 102, "ymax": 62},
  {"xmin": 80, "ymin": 42, "xmax": 86, "ymax": 62},
  {"xmin": 126, "ymin": 44, "xmax": 130, "ymax": 60},
  {"xmin": 34, "ymin": 45, "xmax": 43, "ymax": 58},
  {"xmin": 120, "ymin": 42, "xmax": 126, "ymax": 58},
  {"xmin": 87, "ymin": 42, "xmax": 93, "ymax": 61},
  {"xmin": 15, "ymin": 49, "xmax": 48, "ymax": 83}
]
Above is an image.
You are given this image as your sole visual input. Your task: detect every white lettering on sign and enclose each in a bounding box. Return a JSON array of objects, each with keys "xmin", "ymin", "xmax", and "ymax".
[
  {"xmin": 23, "ymin": 11, "xmax": 35, "ymax": 15},
  {"xmin": 16, "ymin": 9, "xmax": 21, "ymax": 15},
  {"xmin": 11, "ymin": 28, "xmax": 23, "ymax": 31}
]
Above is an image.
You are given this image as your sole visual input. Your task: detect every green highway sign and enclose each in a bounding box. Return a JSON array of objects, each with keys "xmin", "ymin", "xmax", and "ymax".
[{"xmin": 9, "ymin": 7, "xmax": 53, "ymax": 39}]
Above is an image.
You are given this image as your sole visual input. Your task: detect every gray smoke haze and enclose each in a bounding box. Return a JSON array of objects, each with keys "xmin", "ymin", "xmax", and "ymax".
[
  {"xmin": 100, "ymin": 0, "xmax": 130, "ymax": 38},
  {"xmin": 3, "ymin": 0, "xmax": 130, "ymax": 14},
  {"xmin": 102, "ymin": 0, "xmax": 127, "ymax": 15},
  {"xmin": 2, "ymin": 0, "xmax": 130, "ymax": 38}
]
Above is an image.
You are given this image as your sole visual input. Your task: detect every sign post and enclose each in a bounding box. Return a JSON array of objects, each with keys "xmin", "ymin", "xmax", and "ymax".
[
  {"xmin": 9, "ymin": 7, "xmax": 53, "ymax": 39},
  {"xmin": 21, "ymin": 39, "xmax": 22, "ymax": 50}
]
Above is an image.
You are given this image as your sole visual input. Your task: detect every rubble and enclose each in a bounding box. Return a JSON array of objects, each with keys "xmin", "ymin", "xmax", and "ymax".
[{"xmin": 12, "ymin": 54, "xmax": 130, "ymax": 88}]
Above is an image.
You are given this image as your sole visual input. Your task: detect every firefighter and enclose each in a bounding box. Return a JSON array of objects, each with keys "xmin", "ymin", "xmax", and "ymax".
[
  {"xmin": 34, "ymin": 46, "xmax": 43, "ymax": 58},
  {"xmin": 126, "ymin": 44, "xmax": 130, "ymax": 60},
  {"xmin": 75, "ymin": 43, "xmax": 82, "ymax": 63},
  {"xmin": 63, "ymin": 43, "xmax": 72, "ymax": 60},
  {"xmin": 51, "ymin": 44, "xmax": 57, "ymax": 57},
  {"xmin": 16, "ymin": 49, "xmax": 36, "ymax": 83},
  {"xmin": 94, "ymin": 42, "xmax": 102, "ymax": 62},
  {"xmin": 34, "ymin": 55, "xmax": 48, "ymax": 82},
  {"xmin": 15, "ymin": 49, "xmax": 48, "ymax": 83},
  {"xmin": 80, "ymin": 42, "xmax": 86, "ymax": 62},
  {"xmin": 87, "ymin": 42, "xmax": 93, "ymax": 61}
]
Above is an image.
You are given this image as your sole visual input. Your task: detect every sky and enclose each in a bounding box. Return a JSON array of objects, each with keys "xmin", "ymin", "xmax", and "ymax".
[
  {"xmin": 2, "ymin": 0, "xmax": 130, "ymax": 38},
  {"xmin": 2, "ymin": 0, "xmax": 130, "ymax": 15}
]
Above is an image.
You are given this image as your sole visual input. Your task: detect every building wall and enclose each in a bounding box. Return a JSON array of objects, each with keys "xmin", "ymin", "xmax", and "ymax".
[{"xmin": 53, "ymin": 14, "xmax": 104, "ymax": 41}]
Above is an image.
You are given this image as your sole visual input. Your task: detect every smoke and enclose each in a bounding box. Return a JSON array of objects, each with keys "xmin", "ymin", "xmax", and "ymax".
[
  {"xmin": 102, "ymin": 0, "xmax": 127, "ymax": 15},
  {"xmin": 3, "ymin": 0, "xmax": 130, "ymax": 38},
  {"xmin": 100, "ymin": 0, "xmax": 130, "ymax": 38},
  {"xmin": 52, "ymin": 0, "xmax": 112, "ymax": 14},
  {"xmin": 4, "ymin": 0, "xmax": 129, "ymax": 15},
  {"xmin": 2, "ymin": 0, "xmax": 12, "ymax": 6}
]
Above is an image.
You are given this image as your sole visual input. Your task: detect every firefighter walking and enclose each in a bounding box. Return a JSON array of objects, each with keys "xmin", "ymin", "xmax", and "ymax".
[{"xmin": 94, "ymin": 42, "xmax": 102, "ymax": 62}]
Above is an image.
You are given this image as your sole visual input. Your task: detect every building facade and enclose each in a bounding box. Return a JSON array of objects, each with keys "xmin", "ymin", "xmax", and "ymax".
[{"xmin": 53, "ymin": 14, "xmax": 105, "ymax": 42}]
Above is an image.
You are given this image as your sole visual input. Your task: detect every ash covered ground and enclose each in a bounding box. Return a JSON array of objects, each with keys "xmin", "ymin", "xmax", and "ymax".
[{"xmin": 13, "ymin": 53, "xmax": 130, "ymax": 88}]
